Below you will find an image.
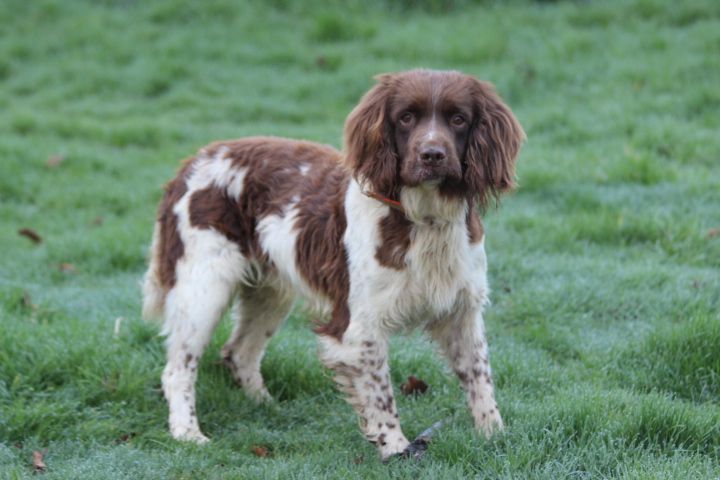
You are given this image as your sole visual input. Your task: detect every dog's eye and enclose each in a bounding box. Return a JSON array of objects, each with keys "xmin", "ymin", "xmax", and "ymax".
[
  {"xmin": 450, "ymin": 114, "xmax": 467, "ymax": 127},
  {"xmin": 399, "ymin": 112, "xmax": 414, "ymax": 126}
]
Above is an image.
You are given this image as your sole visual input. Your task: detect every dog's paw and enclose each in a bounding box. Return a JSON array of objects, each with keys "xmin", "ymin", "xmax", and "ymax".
[
  {"xmin": 384, "ymin": 418, "xmax": 448, "ymax": 462},
  {"xmin": 171, "ymin": 427, "xmax": 210, "ymax": 444},
  {"xmin": 376, "ymin": 435, "xmax": 411, "ymax": 462},
  {"xmin": 383, "ymin": 439, "xmax": 429, "ymax": 463},
  {"xmin": 246, "ymin": 387, "xmax": 273, "ymax": 404},
  {"xmin": 476, "ymin": 410, "xmax": 504, "ymax": 438}
]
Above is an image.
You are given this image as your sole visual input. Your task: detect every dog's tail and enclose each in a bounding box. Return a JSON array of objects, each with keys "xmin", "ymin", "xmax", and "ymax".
[{"xmin": 141, "ymin": 221, "xmax": 166, "ymax": 322}]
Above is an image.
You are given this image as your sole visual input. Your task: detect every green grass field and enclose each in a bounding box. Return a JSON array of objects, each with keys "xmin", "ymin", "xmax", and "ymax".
[{"xmin": 2, "ymin": 0, "xmax": 719, "ymax": 478}]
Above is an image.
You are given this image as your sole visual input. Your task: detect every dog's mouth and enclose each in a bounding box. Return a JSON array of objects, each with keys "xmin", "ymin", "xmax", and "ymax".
[
  {"xmin": 404, "ymin": 160, "xmax": 462, "ymax": 187},
  {"xmin": 414, "ymin": 168, "xmax": 445, "ymax": 185}
]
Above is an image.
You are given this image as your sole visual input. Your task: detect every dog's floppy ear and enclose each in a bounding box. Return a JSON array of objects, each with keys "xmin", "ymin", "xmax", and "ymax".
[
  {"xmin": 464, "ymin": 79, "xmax": 525, "ymax": 208},
  {"xmin": 343, "ymin": 74, "xmax": 398, "ymax": 198}
]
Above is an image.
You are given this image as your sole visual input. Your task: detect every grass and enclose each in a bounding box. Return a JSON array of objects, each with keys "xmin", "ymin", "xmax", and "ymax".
[{"xmin": 1, "ymin": 0, "xmax": 719, "ymax": 477}]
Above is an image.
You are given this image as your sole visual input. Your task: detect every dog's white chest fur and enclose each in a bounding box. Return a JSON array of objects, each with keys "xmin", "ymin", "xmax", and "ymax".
[
  {"xmin": 344, "ymin": 182, "xmax": 487, "ymax": 332},
  {"xmin": 406, "ymin": 222, "xmax": 473, "ymax": 313}
]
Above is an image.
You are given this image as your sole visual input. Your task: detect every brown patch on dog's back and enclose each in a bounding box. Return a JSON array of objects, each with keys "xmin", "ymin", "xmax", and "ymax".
[
  {"xmin": 188, "ymin": 185, "xmax": 262, "ymax": 258},
  {"xmin": 188, "ymin": 137, "xmax": 345, "ymax": 258},
  {"xmin": 183, "ymin": 137, "xmax": 354, "ymax": 340},
  {"xmin": 157, "ymin": 158, "xmax": 194, "ymax": 288}
]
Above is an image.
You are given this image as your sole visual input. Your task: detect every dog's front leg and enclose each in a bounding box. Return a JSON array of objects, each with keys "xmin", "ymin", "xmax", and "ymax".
[
  {"xmin": 318, "ymin": 327, "xmax": 410, "ymax": 460},
  {"xmin": 429, "ymin": 310, "xmax": 503, "ymax": 437}
]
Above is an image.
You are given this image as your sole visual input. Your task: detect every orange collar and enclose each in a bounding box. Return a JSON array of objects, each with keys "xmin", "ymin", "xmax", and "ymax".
[{"xmin": 361, "ymin": 188, "xmax": 404, "ymax": 212}]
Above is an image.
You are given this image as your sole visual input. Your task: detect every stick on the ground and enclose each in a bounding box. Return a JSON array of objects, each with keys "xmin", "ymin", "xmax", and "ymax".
[{"xmin": 398, "ymin": 418, "xmax": 450, "ymax": 461}]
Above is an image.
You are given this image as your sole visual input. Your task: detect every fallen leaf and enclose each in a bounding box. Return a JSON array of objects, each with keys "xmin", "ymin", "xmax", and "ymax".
[
  {"xmin": 116, "ymin": 432, "xmax": 136, "ymax": 443},
  {"xmin": 251, "ymin": 445, "xmax": 270, "ymax": 457},
  {"xmin": 92, "ymin": 216, "xmax": 104, "ymax": 226},
  {"xmin": 401, "ymin": 375, "xmax": 429, "ymax": 396},
  {"xmin": 708, "ymin": 228, "xmax": 719, "ymax": 239},
  {"xmin": 58, "ymin": 263, "xmax": 77, "ymax": 273},
  {"xmin": 315, "ymin": 56, "xmax": 326, "ymax": 67},
  {"xmin": 32, "ymin": 450, "xmax": 46, "ymax": 473},
  {"xmin": 353, "ymin": 455, "xmax": 364, "ymax": 465},
  {"xmin": 46, "ymin": 154, "xmax": 65, "ymax": 168},
  {"xmin": 22, "ymin": 291, "xmax": 37, "ymax": 310},
  {"xmin": 18, "ymin": 228, "xmax": 42, "ymax": 244}
]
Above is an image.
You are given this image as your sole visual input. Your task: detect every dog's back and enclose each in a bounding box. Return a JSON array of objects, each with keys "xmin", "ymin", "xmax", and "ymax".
[{"xmin": 142, "ymin": 136, "xmax": 346, "ymax": 323}]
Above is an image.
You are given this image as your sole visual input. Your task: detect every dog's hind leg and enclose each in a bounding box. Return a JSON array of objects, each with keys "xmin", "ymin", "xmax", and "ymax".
[
  {"xmin": 221, "ymin": 286, "xmax": 292, "ymax": 402},
  {"xmin": 160, "ymin": 230, "xmax": 244, "ymax": 443}
]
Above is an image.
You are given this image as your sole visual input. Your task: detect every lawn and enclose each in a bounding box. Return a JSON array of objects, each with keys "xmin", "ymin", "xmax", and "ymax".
[{"xmin": 1, "ymin": 0, "xmax": 719, "ymax": 478}]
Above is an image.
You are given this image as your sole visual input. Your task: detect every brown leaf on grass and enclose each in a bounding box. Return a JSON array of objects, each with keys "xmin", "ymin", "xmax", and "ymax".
[
  {"xmin": 401, "ymin": 375, "xmax": 429, "ymax": 396},
  {"xmin": 353, "ymin": 455, "xmax": 364, "ymax": 465},
  {"xmin": 18, "ymin": 228, "xmax": 42, "ymax": 244},
  {"xmin": 58, "ymin": 263, "xmax": 77, "ymax": 273},
  {"xmin": 708, "ymin": 228, "xmax": 719, "ymax": 239},
  {"xmin": 91, "ymin": 216, "xmax": 104, "ymax": 226},
  {"xmin": 251, "ymin": 445, "xmax": 270, "ymax": 457},
  {"xmin": 46, "ymin": 154, "xmax": 65, "ymax": 168},
  {"xmin": 32, "ymin": 450, "xmax": 46, "ymax": 473},
  {"xmin": 22, "ymin": 291, "xmax": 37, "ymax": 310},
  {"xmin": 116, "ymin": 432, "xmax": 136, "ymax": 444}
]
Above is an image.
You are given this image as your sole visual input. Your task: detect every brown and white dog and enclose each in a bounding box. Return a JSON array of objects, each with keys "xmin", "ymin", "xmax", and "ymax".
[{"xmin": 142, "ymin": 69, "xmax": 524, "ymax": 459}]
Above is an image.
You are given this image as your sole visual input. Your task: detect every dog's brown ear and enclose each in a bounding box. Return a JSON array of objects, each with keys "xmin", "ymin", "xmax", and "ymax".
[
  {"xmin": 464, "ymin": 79, "xmax": 525, "ymax": 208},
  {"xmin": 343, "ymin": 74, "xmax": 398, "ymax": 198}
]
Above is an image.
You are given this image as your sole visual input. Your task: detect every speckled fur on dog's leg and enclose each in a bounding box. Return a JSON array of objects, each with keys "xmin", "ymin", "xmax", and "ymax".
[
  {"xmin": 319, "ymin": 332, "xmax": 411, "ymax": 460},
  {"xmin": 430, "ymin": 311, "xmax": 503, "ymax": 437},
  {"xmin": 221, "ymin": 286, "xmax": 292, "ymax": 402}
]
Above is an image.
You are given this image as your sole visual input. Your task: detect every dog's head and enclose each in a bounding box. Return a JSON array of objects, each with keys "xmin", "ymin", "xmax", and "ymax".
[{"xmin": 344, "ymin": 69, "xmax": 525, "ymax": 209}]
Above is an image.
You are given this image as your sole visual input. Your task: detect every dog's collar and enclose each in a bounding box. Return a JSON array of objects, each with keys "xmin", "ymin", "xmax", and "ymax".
[
  {"xmin": 361, "ymin": 187, "xmax": 404, "ymax": 213},
  {"xmin": 360, "ymin": 186, "xmax": 458, "ymax": 227}
]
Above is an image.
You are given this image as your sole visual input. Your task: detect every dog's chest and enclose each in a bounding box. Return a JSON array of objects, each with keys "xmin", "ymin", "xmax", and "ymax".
[
  {"xmin": 379, "ymin": 223, "xmax": 481, "ymax": 327},
  {"xmin": 343, "ymin": 186, "xmax": 486, "ymax": 327}
]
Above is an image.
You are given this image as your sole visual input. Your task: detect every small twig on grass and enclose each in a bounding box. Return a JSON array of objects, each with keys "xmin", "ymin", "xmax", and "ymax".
[
  {"xmin": 387, "ymin": 418, "xmax": 450, "ymax": 462},
  {"xmin": 414, "ymin": 418, "xmax": 449, "ymax": 444}
]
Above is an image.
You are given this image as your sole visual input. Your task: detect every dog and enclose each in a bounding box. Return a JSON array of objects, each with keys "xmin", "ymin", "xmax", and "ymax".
[{"xmin": 142, "ymin": 69, "xmax": 524, "ymax": 459}]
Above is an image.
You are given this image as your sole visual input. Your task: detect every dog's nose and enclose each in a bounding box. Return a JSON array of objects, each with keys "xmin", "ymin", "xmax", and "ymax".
[{"xmin": 419, "ymin": 146, "xmax": 447, "ymax": 164}]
